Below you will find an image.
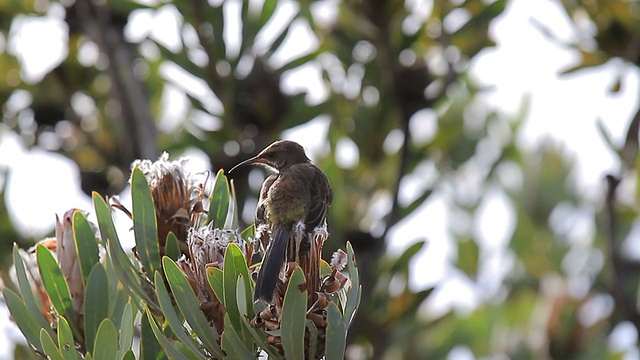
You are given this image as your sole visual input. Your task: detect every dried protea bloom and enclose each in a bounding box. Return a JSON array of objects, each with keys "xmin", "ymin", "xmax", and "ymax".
[
  {"xmin": 178, "ymin": 224, "xmax": 249, "ymax": 334},
  {"xmin": 131, "ymin": 152, "xmax": 208, "ymax": 257},
  {"xmin": 329, "ymin": 248, "xmax": 348, "ymax": 271},
  {"xmin": 321, "ymin": 248, "xmax": 349, "ymax": 293}
]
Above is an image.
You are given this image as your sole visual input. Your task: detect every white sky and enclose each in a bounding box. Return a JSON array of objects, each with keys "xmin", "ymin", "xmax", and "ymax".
[{"xmin": 1, "ymin": 0, "xmax": 639, "ymax": 358}]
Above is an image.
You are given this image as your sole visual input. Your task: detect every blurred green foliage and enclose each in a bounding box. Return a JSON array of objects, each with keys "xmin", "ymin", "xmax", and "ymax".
[{"xmin": 2, "ymin": 0, "xmax": 640, "ymax": 358}]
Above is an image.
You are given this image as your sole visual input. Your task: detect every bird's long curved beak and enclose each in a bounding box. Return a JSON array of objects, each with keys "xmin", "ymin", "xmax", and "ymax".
[{"xmin": 229, "ymin": 156, "xmax": 265, "ymax": 173}]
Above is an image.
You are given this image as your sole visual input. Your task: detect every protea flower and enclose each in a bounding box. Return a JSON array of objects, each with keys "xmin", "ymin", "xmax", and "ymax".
[
  {"xmin": 130, "ymin": 152, "xmax": 208, "ymax": 257},
  {"xmin": 177, "ymin": 224, "xmax": 251, "ymax": 335}
]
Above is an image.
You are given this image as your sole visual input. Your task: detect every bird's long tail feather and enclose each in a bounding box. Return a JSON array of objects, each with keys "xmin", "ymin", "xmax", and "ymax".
[{"xmin": 255, "ymin": 225, "xmax": 289, "ymax": 302}]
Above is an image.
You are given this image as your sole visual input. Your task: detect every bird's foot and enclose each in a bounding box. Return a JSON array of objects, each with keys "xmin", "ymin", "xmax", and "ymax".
[
  {"xmin": 313, "ymin": 223, "xmax": 328, "ymax": 238},
  {"xmin": 293, "ymin": 221, "xmax": 306, "ymax": 262},
  {"xmin": 293, "ymin": 221, "xmax": 306, "ymax": 241}
]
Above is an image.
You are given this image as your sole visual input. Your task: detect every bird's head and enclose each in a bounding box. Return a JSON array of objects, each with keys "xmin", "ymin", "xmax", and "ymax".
[{"xmin": 229, "ymin": 140, "xmax": 310, "ymax": 173}]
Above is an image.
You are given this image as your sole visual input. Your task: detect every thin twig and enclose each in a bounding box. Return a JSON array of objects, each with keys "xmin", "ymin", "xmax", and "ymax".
[
  {"xmin": 605, "ymin": 93, "xmax": 640, "ymax": 335},
  {"xmin": 604, "ymin": 175, "xmax": 640, "ymax": 333}
]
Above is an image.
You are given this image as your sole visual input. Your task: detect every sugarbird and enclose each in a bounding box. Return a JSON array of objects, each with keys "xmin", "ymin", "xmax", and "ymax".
[{"xmin": 230, "ymin": 140, "xmax": 332, "ymax": 302}]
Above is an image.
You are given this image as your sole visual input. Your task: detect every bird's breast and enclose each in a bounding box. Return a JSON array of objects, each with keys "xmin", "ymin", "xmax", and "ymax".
[{"xmin": 266, "ymin": 173, "xmax": 310, "ymax": 225}]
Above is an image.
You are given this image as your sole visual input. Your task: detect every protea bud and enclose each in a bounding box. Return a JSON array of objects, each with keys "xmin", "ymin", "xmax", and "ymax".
[
  {"xmin": 55, "ymin": 209, "xmax": 85, "ymax": 323},
  {"xmin": 18, "ymin": 209, "xmax": 95, "ymax": 327}
]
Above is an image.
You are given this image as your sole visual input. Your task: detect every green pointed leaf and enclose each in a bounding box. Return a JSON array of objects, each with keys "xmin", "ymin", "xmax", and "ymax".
[
  {"xmin": 390, "ymin": 241, "xmax": 424, "ymax": 273},
  {"xmin": 120, "ymin": 349, "xmax": 136, "ymax": 360},
  {"xmin": 344, "ymin": 242, "xmax": 361, "ymax": 327},
  {"xmin": 325, "ymin": 302, "xmax": 347, "ymax": 360},
  {"xmin": 229, "ymin": 274, "xmax": 258, "ymax": 351},
  {"xmin": 278, "ymin": 51, "xmax": 319, "ymax": 73},
  {"xmin": 259, "ymin": 0, "xmax": 277, "ymax": 28},
  {"xmin": 36, "ymin": 245, "xmax": 81, "ymax": 339},
  {"xmin": 93, "ymin": 319, "xmax": 118, "ymax": 360},
  {"xmin": 221, "ymin": 314, "xmax": 254, "ymax": 360},
  {"xmin": 131, "ymin": 167, "xmax": 162, "ymax": 277},
  {"xmin": 208, "ymin": 169, "xmax": 230, "ymax": 226},
  {"xmin": 281, "ymin": 267, "xmax": 307, "ymax": 360},
  {"xmin": 104, "ymin": 255, "xmax": 130, "ymax": 327},
  {"xmin": 306, "ymin": 319, "xmax": 319, "ymax": 360},
  {"xmin": 40, "ymin": 328, "xmax": 64, "ymax": 360},
  {"xmin": 93, "ymin": 192, "xmax": 160, "ymax": 313},
  {"xmin": 11, "ymin": 245, "xmax": 52, "ymax": 336},
  {"xmin": 153, "ymin": 271, "xmax": 204, "ymax": 358},
  {"xmin": 207, "ymin": 267, "xmax": 224, "ymax": 302},
  {"xmin": 108, "ymin": 0, "xmax": 154, "ymax": 12},
  {"xmin": 399, "ymin": 190, "xmax": 433, "ymax": 220},
  {"xmin": 92, "ymin": 192, "xmax": 119, "ymax": 247},
  {"xmin": 240, "ymin": 224, "xmax": 254, "ymax": 242},
  {"xmin": 184, "ymin": 92, "xmax": 218, "ymax": 116},
  {"xmin": 222, "ymin": 244, "xmax": 253, "ymax": 347},
  {"xmin": 457, "ymin": 239, "xmax": 479, "ymax": 276},
  {"xmin": 320, "ymin": 259, "xmax": 332, "ymax": 277},
  {"xmin": 144, "ymin": 308, "xmax": 191, "ymax": 360},
  {"xmin": 235, "ymin": 275, "xmax": 248, "ymax": 318},
  {"xmin": 266, "ymin": 15, "xmax": 298, "ymax": 56},
  {"xmin": 57, "ymin": 317, "xmax": 78, "ymax": 360},
  {"xmin": 163, "ymin": 257, "xmax": 225, "ymax": 358},
  {"xmin": 450, "ymin": 0, "xmax": 506, "ymax": 58},
  {"xmin": 72, "ymin": 210, "xmax": 100, "ymax": 287},
  {"xmin": 2, "ymin": 288, "xmax": 45, "ymax": 353},
  {"xmin": 156, "ymin": 41, "xmax": 204, "ymax": 80},
  {"xmin": 108, "ymin": 286, "xmax": 129, "ymax": 329},
  {"xmin": 223, "ymin": 244, "xmax": 252, "ymax": 322},
  {"xmin": 84, "ymin": 264, "xmax": 109, "ymax": 354},
  {"xmin": 224, "ymin": 179, "xmax": 239, "ymax": 229},
  {"xmin": 140, "ymin": 310, "xmax": 165, "ymax": 360},
  {"xmin": 118, "ymin": 302, "xmax": 135, "ymax": 359},
  {"xmin": 165, "ymin": 232, "xmax": 181, "ymax": 261},
  {"xmin": 596, "ymin": 118, "xmax": 618, "ymax": 154}
]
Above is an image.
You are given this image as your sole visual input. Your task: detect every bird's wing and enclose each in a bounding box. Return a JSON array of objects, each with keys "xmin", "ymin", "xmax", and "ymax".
[
  {"xmin": 304, "ymin": 165, "xmax": 332, "ymax": 230},
  {"xmin": 256, "ymin": 173, "xmax": 278, "ymax": 225}
]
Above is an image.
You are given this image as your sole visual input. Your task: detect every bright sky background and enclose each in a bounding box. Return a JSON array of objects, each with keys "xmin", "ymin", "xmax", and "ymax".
[{"xmin": 1, "ymin": 0, "xmax": 639, "ymax": 358}]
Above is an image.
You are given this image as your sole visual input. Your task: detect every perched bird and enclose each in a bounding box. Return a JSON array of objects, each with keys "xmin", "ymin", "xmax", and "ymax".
[{"xmin": 230, "ymin": 140, "xmax": 332, "ymax": 302}]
